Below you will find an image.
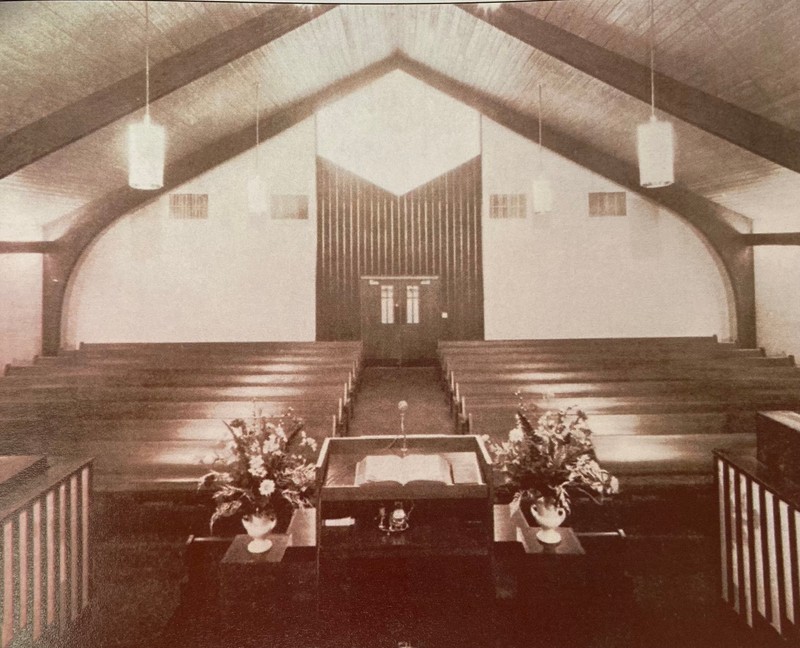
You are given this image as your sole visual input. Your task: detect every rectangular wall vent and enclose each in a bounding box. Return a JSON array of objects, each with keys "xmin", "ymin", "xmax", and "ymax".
[
  {"xmin": 588, "ymin": 191, "xmax": 627, "ymax": 217},
  {"xmin": 489, "ymin": 193, "xmax": 527, "ymax": 219},
  {"xmin": 272, "ymin": 194, "xmax": 309, "ymax": 220},
  {"xmin": 169, "ymin": 193, "xmax": 208, "ymax": 220}
]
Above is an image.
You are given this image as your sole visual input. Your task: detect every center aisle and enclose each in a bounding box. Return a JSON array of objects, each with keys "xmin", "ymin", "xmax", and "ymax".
[{"xmin": 347, "ymin": 366, "xmax": 454, "ymax": 436}]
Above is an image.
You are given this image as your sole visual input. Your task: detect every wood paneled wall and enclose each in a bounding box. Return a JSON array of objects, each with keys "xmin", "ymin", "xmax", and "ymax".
[{"xmin": 316, "ymin": 156, "xmax": 483, "ymax": 342}]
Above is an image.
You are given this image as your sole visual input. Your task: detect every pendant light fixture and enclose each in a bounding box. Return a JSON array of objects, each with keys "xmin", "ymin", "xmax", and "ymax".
[
  {"xmin": 532, "ymin": 84, "xmax": 553, "ymax": 214},
  {"xmin": 247, "ymin": 82, "xmax": 269, "ymax": 213},
  {"xmin": 128, "ymin": 1, "xmax": 165, "ymax": 190},
  {"xmin": 637, "ymin": 0, "xmax": 674, "ymax": 188}
]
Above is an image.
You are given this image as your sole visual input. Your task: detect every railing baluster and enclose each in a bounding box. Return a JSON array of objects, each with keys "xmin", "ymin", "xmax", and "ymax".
[
  {"xmin": 58, "ymin": 482, "xmax": 67, "ymax": 630},
  {"xmin": 779, "ymin": 501, "xmax": 794, "ymax": 625},
  {"xmin": 81, "ymin": 467, "xmax": 90, "ymax": 610},
  {"xmin": 739, "ymin": 472, "xmax": 753, "ymax": 626},
  {"xmin": 717, "ymin": 458, "xmax": 729, "ymax": 602},
  {"xmin": 728, "ymin": 465, "xmax": 740, "ymax": 614},
  {"xmin": 18, "ymin": 509, "xmax": 28, "ymax": 631},
  {"xmin": 45, "ymin": 490, "xmax": 55, "ymax": 627},
  {"xmin": 3, "ymin": 521, "xmax": 14, "ymax": 648},
  {"xmin": 751, "ymin": 481, "xmax": 766, "ymax": 619},
  {"xmin": 70, "ymin": 476, "xmax": 79, "ymax": 622},
  {"xmin": 764, "ymin": 489, "xmax": 781, "ymax": 634},
  {"xmin": 32, "ymin": 500, "xmax": 41, "ymax": 641}
]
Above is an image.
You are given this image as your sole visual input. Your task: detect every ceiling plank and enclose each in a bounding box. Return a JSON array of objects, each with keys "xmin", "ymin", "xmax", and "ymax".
[
  {"xmin": 0, "ymin": 4, "xmax": 336, "ymax": 180},
  {"xmin": 394, "ymin": 53, "xmax": 755, "ymax": 347},
  {"xmin": 743, "ymin": 233, "xmax": 800, "ymax": 246},
  {"xmin": 461, "ymin": 3, "xmax": 800, "ymax": 175}
]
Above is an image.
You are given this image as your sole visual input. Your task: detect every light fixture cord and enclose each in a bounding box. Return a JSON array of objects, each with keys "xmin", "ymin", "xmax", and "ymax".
[
  {"xmin": 537, "ymin": 84, "xmax": 543, "ymax": 170},
  {"xmin": 145, "ymin": 0, "xmax": 150, "ymax": 118},
  {"xmin": 649, "ymin": 0, "xmax": 655, "ymax": 118}
]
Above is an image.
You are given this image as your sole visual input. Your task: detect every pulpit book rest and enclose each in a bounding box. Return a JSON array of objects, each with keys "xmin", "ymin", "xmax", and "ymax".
[{"xmin": 315, "ymin": 435, "xmax": 493, "ymax": 556}]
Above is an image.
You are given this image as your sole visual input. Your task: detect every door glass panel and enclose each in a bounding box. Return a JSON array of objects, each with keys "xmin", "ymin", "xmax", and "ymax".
[
  {"xmin": 380, "ymin": 285, "xmax": 394, "ymax": 324},
  {"xmin": 406, "ymin": 285, "xmax": 420, "ymax": 324}
]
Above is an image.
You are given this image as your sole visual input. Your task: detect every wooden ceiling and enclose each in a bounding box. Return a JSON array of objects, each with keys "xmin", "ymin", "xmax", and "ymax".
[
  {"xmin": 517, "ymin": 1, "xmax": 800, "ymax": 129},
  {"xmin": 1, "ymin": 1, "xmax": 799, "ymax": 238},
  {"xmin": 0, "ymin": 1, "xmax": 274, "ymax": 136}
]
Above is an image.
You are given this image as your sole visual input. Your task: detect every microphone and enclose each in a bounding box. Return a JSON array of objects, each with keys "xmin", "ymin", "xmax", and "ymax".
[{"xmin": 398, "ymin": 400, "xmax": 408, "ymax": 455}]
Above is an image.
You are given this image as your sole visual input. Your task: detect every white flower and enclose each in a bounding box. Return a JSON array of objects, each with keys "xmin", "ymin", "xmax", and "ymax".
[
  {"xmin": 248, "ymin": 456, "xmax": 267, "ymax": 478},
  {"xmin": 508, "ymin": 428, "xmax": 525, "ymax": 443},
  {"xmin": 259, "ymin": 479, "xmax": 275, "ymax": 497},
  {"xmin": 300, "ymin": 433, "xmax": 318, "ymax": 451},
  {"xmin": 264, "ymin": 435, "xmax": 280, "ymax": 453}
]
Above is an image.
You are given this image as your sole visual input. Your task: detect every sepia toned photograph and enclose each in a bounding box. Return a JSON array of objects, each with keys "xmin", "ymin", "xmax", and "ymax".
[{"xmin": 0, "ymin": 1, "xmax": 799, "ymax": 646}]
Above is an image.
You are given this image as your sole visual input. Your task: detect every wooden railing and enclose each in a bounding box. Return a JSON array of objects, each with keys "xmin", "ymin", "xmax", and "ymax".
[
  {"xmin": 715, "ymin": 449, "xmax": 799, "ymax": 640},
  {"xmin": 0, "ymin": 457, "xmax": 92, "ymax": 647}
]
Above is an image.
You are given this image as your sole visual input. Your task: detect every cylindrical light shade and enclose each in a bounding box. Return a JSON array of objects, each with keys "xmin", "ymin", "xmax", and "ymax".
[
  {"xmin": 128, "ymin": 115, "xmax": 165, "ymax": 190},
  {"xmin": 637, "ymin": 116, "xmax": 674, "ymax": 188},
  {"xmin": 532, "ymin": 176, "xmax": 553, "ymax": 214},
  {"xmin": 247, "ymin": 175, "xmax": 269, "ymax": 213}
]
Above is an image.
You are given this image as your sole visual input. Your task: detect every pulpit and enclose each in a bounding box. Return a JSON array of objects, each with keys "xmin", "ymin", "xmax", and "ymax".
[
  {"xmin": 315, "ymin": 434, "xmax": 493, "ymax": 557},
  {"xmin": 314, "ymin": 434, "xmax": 494, "ymax": 626}
]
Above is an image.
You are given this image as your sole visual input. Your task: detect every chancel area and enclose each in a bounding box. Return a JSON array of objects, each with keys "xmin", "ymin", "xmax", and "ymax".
[{"xmin": 1, "ymin": 1, "xmax": 800, "ymax": 647}]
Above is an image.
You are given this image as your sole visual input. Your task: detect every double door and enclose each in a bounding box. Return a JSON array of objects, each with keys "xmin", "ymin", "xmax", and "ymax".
[{"xmin": 359, "ymin": 276, "xmax": 441, "ymax": 363}]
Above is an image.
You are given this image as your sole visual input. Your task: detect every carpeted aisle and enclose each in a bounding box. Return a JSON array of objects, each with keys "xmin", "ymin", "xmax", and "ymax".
[{"xmin": 348, "ymin": 366, "xmax": 453, "ymax": 437}]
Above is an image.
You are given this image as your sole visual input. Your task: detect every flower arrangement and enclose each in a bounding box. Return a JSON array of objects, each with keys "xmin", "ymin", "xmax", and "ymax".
[
  {"xmin": 485, "ymin": 400, "xmax": 619, "ymax": 514},
  {"xmin": 198, "ymin": 408, "xmax": 318, "ymax": 532}
]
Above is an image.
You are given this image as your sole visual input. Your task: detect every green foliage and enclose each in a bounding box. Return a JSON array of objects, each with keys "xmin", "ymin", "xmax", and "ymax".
[
  {"xmin": 485, "ymin": 396, "xmax": 619, "ymax": 514},
  {"xmin": 198, "ymin": 408, "xmax": 318, "ymax": 533}
]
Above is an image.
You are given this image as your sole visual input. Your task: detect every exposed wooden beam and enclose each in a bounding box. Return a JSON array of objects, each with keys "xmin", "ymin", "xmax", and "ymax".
[
  {"xmin": 461, "ymin": 3, "xmax": 800, "ymax": 175},
  {"xmin": 41, "ymin": 55, "xmax": 402, "ymax": 355},
  {"xmin": 394, "ymin": 54, "xmax": 755, "ymax": 347},
  {"xmin": 0, "ymin": 241, "xmax": 56, "ymax": 254},
  {"xmin": 0, "ymin": 4, "xmax": 336, "ymax": 180},
  {"xmin": 742, "ymin": 232, "xmax": 800, "ymax": 246}
]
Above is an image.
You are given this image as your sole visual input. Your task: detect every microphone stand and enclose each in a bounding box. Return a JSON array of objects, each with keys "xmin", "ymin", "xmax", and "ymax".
[{"xmin": 400, "ymin": 410, "xmax": 408, "ymax": 456}]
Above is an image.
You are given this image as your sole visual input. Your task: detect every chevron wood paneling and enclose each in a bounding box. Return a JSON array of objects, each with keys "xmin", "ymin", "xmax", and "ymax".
[{"xmin": 316, "ymin": 156, "xmax": 483, "ymax": 343}]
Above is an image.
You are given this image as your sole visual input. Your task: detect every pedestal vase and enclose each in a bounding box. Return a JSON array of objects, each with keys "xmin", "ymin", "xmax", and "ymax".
[
  {"xmin": 530, "ymin": 496, "xmax": 566, "ymax": 545},
  {"xmin": 241, "ymin": 510, "xmax": 277, "ymax": 553}
]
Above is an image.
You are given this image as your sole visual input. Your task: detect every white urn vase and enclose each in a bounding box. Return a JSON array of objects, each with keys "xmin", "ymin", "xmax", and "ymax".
[
  {"xmin": 241, "ymin": 510, "xmax": 277, "ymax": 553},
  {"xmin": 530, "ymin": 496, "xmax": 566, "ymax": 545}
]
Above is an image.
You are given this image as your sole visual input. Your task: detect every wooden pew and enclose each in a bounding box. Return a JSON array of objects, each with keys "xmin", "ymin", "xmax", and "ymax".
[
  {"xmin": 0, "ymin": 342, "xmax": 363, "ymax": 492},
  {"xmin": 438, "ymin": 337, "xmax": 800, "ymax": 486}
]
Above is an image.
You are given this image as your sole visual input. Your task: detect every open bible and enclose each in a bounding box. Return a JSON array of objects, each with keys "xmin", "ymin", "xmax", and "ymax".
[
  {"xmin": 354, "ymin": 453, "xmax": 482, "ymax": 487},
  {"xmin": 355, "ymin": 454, "xmax": 452, "ymax": 487}
]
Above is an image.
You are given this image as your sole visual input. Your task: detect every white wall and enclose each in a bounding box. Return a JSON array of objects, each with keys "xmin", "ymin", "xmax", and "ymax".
[
  {"xmin": 749, "ymin": 204, "xmax": 800, "ymax": 360},
  {"xmin": 481, "ymin": 118, "xmax": 733, "ymax": 341},
  {"xmin": 755, "ymin": 247, "xmax": 800, "ymax": 359},
  {"xmin": 0, "ymin": 254, "xmax": 42, "ymax": 368},
  {"xmin": 62, "ymin": 118, "xmax": 317, "ymax": 346},
  {"xmin": 317, "ymin": 70, "xmax": 480, "ymax": 196}
]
